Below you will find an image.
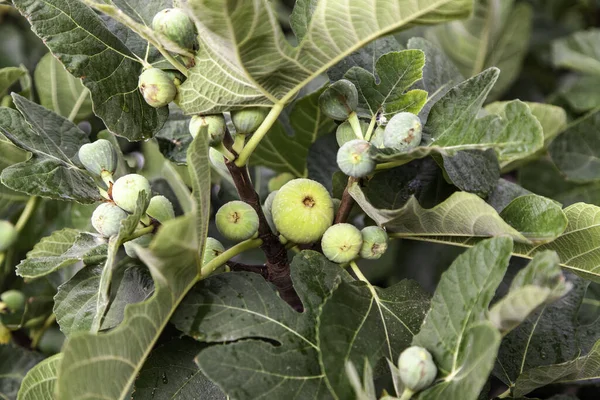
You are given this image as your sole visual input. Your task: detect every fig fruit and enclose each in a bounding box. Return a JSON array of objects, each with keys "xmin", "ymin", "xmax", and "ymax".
[
  {"xmin": 91, "ymin": 202, "xmax": 128, "ymax": 237},
  {"xmin": 138, "ymin": 68, "xmax": 177, "ymax": 108},
  {"xmin": 321, "ymin": 223, "xmax": 363, "ymax": 263},
  {"xmin": 152, "ymin": 8, "xmax": 196, "ymax": 50},
  {"xmin": 319, "ymin": 79, "xmax": 358, "ymax": 120},
  {"xmin": 146, "ymin": 195, "xmax": 175, "ymax": 223},
  {"xmin": 336, "ymin": 139, "xmax": 375, "ymax": 178},
  {"xmin": 78, "ymin": 139, "xmax": 118, "ymax": 177},
  {"xmin": 359, "ymin": 226, "xmax": 389, "ymax": 259},
  {"xmin": 398, "ymin": 346, "xmax": 437, "ymax": 392},
  {"xmin": 383, "ymin": 112, "xmax": 422, "ymax": 151},
  {"xmin": 111, "ymin": 174, "xmax": 151, "ymax": 213},
  {"xmin": 189, "ymin": 114, "xmax": 226, "ymax": 146},
  {"xmin": 215, "ymin": 201, "xmax": 259, "ymax": 241},
  {"xmin": 231, "ymin": 108, "xmax": 269, "ymax": 135}
]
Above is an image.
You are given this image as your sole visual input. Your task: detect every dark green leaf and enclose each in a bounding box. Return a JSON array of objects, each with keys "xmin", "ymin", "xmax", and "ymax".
[
  {"xmin": 13, "ymin": 0, "xmax": 169, "ymax": 140},
  {"xmin": 441, "ymin": 149, "xmax": 499, "ymax": 196},
  {"xmin": 318, "ymin": 279, "xmax": 429, "ymax": 399},
  {"xmin": 486, "ymin": 179, "xmax": 532, "ymax": 213},
  {"xmin": 133, "ymin": 337, "xmax": 225, "ymax": 400},
  {"xmin": 499, "ymin": 195, "xmax": 567, "ymax": 242},
  {"xmin": 0, "ymin": 345, "xmax": 44, "ymax": 400}
]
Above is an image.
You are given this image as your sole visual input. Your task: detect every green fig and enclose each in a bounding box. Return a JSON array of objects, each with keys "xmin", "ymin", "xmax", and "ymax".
[
  {"xmin": 272, "ymin": 179, "xmax": 334, "ymax": 244},
  {"xmin": 231, "ymin": 108, "xmax": 269, "ymax": 135},
  {"xmin": 383, "ymin": 112, "xmax": 422, "ymax": 151},
  {"xmin": 189, "ymin": 114, "xmax": 226, "ymax": 146},
  {"xmin": 0, "ymin": 220, "xmax": 17, "ymax": 252},
  {"xmin": 91, "ymin": 203, "xmax": 128, "ymax": 237},
  {"xmin": 146, "ymin": 195, "xmax": 175, "ymax": 223},
  {"xmin": 0, "ymin": 290, "xmax": 26, "ymax": 312},
  {"xmin": 138, "ymin": 68, "xmax": 178, "ymax": 108},
  {"xmin": 216, "ymin": 201, "xmax": 259, "ymax": 242},
  {"xmin": 111, "ymin": 174, "xmax": 151, "ymax": 213},
  {"xmin": 337, "ymin": 139, "xmax": 375, "ymax": 178},
  {"xmin": 78, "ymin": 139, "xmax": 118, "ymax": 177},
  {"xmin": 359, "ymin": 226, "xmax": 389, "ymax": 259},
  {"xmin": 203, "ymin": 237, "xmax": 225, "ymax": 265},
  {"xmin": 152, "ymin": 8, "xmax": 196, "ymax": 50},
  {"xmin": 319, "ymin": 79, "xmax": 358, "ymax": 120},
  {"xmin": 262, "ymin": 190, "xmax": 278, "ymax": 233},
  {"xmin": 321, "ymin": 223, "xmax": 363, "ymax": 263},
  {"xmin": 398, "ymin": 346, "xmax": 437, "ymax": 392}
]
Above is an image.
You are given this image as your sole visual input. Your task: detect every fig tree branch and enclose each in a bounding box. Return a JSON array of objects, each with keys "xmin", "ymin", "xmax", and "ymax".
[{"xmin": 335, "ymin": 177, "xmax": 357, "ymax": 224}]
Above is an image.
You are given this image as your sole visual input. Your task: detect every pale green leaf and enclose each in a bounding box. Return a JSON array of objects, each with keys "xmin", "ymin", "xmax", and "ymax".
[
  {"xmin": 55, "ymin": 136, "xmax": 211, "ymax": 399},
  {"xmin": 251, "ymin": 88, "xmax": 336, "ymax": 177},
  {"xmin": 426, "ymin": 0, "xmax": 532, "ymax": 99},
  {"xmin": 0, "ymin": 65, "xmax": 27, "ymax": 94},
  {"xmin": 16, "ymin": 228, "xmax": 107, "ymax": 279},
  {"xmin": 349, "ymin": 183, "xmax": 529, "ymax": 242},
  {"xmin": 34, "ymin": 53, "xmax": 92, "ymax": 121},
  {"xmin": 318, "ymin": 279, "xmax": 429, "ymax": 399},
  {"xmin": 17, "ymin": 354, "xmax": 62, "ymax": 400},
  {"xmin": 560, "ymin": 76, "xmax": 600, "ymax": 112},
  {"xmin": 13, "ymin": 0, "xmax": 169, "ymax": 140},
  {"xmin": 344, "ymin": 50, "xmax": 427, "ymax": 118},
  {"xmin": 413, "ymin": 237, "xmax": 511, "ymax": 373},
  {"xmin": 552, "ymin": 29, "xmax": 600, "ymax": 76},
  {"xmin": 178, "ymin": 0, "xmax": 473, "ymax": 113}
]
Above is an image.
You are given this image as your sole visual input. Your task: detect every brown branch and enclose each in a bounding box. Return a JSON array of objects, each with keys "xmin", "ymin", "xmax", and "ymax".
[
  {"xmin": 223, "ymin": 134, "xmax": 302, "ymax": 311},
  {"xmin": 334, "ymin": 177, "xmax": 357, "ymax": 224}
]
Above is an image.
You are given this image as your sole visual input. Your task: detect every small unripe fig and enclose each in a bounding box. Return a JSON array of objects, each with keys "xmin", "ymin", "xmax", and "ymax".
[
  {"xmin": 112, "ymin": 174, "xmax": 151, "ymax": 213},
  {"xmin": 138, "ymin": 68, "xmax": 178, "ymax": 108},
  {"xmin": 203, "ymin": 237, "xmax": 225, "ymax": 265},
  {"xmin": 336, "ymin": 120, "xmax": 369, "ymax": 147},
  {"xmin": 383, "ymin": 112, "xmax": 422, "ymax": 151},
  {"xmin": 189, "ymin": 114, "xmax": 226, "ymax": 146},
  {"xmin": 321, "ymin": 223, "xmax": 362, "ymax": 263},
  {"xmin": 319, "ymin": 79, "xmax": 358, "ymax": 120},
  {"xmin": 370, "ymin": 126, "xmax": 385, "ymax": 149},
  {"xmin": 78, "ymin": 139, "xmax": 118, "ymax": 176},
  {"xmin": 0, "ymin": 290, "xmax": 26, "ymax": 312},
  {"xmin": 337, "ymin": 139, "xmax": 375, "ymax": 178},
  {"xmin": 272, "ymin": 179, "xmax": 334, "ymax": 244},
  {"xmin": 398, "ymin": 346, "xmax": 437, "ymax": 392},
  {"xmin": 230, "ymin": 108, "xmax": 269, "ymax": 134},
  {"xmin": 268, "ymin": 172, "xmax": 295, "ymax": 192},
  {"xmin": 91, "ymin": 203, "xmax": 128, "ymax": 237},
  {"xmin": 152, "ymin": 8, "xmax": 196, "ymax": 50},
  {"xmin": 146, "ymin": 195, "xmax": 175, "ymax": 223},
  {"xmin": 216, "ymin": 201, "xmax": 259, "ymax": 241},
  {"xmin": 0, "ymin": 220, "xmax": 17, "ymax": 252},
  {"xmin": 262, "ymin": 190, "xmax": 278, "ymax": 233},
  {"xmin": 360, "ymin": 226, "xmax": 389, "ymax": 260},
  {"xmin": 124, "ymin": 234, "xmax": 153, "ymax": 258}
]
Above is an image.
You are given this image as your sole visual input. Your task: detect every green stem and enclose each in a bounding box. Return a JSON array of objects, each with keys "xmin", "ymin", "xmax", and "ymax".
[
  {"xmin": 15, "ymin": 197, "xmax": 38, "ymax": 232},
  {"xmin": 30, "ymin": 313, "xmax": 56, "ymax": 349},
  {"xmin": 124, "ymin": 225, "xmax": 155, "ymax": 242},
  {"xmin": 349, "ymin": 261, "xmax": 368, "ymax": 283},
  {"xmin": 399, "ymin": 388, "xmax": 414, "ymax": 400},
  {"xmin": 364, "ymin": 115, "xmax": 377, "ymax": 142},
  {"xmin": 200, "ymin": 238, "xmax": 263, "ymax": 277},
  {"xmin": 375, "ymin": 159, "xmax": 411, "ymax": 171},
  {"xmin": 67, "ymin": 88, "xmax": 89, "ymax": 122},
  {"xmin": 496, "ymin": 389, "xmax": 511, "ymax": 399},
  {"xmin": 232, "ymin": 133, "xmax": 246, "ymax": 155},
  {"xmin": 235, "ymin": 103, "xmax": 284, "ymax": 167},
  {"xmin": 347, "ymin": 112, "xmax": 364, "ymax": 140},
  {"xmin": 101, "ymin": 171, "xmax": 114, "ymax": 188},
  {"xmin": 214, "ymin": 143, "xmax": 237, "ymax": 161}
]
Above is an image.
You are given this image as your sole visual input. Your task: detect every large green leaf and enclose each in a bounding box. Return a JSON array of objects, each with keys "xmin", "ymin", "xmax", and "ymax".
[
  {"xmin": 413, "ymin": 237, "xmax": 511, "ymax": 399},
  {"xmin": 489, "ymin": 251, "xmax": 571, "ymax": 334},
  {"xmin": 53, "ymin": 261, "xmax": 154, "ymax": 337},
  {"xmin": 17, "ymin": 354, "xmax": 62, "ymax": 400},
  {"xmin": 0, "ymin": 345, "xmax": 44, "ymax": 400},
  {"xmin": 12, "ymin": 0, "xmax": 169, "ymax": 140},
  {"xmin": 511, "ymin": 339, "xmax": 600, "ymax": 397},
  {"xmin": 133, "ymin": 337, "xmax": 225, "ymax": 399},
  {"xmin": 549, "ymin": 110, "xmax": 600, "ymax": 183},
  {"xmin": 34, "ymin": 53, "xmax": 93, "ymax": 121},
  {"xmin": 552, "ymin": 29, "xmax": 600, "ymax": 76},
  {"xmin": 318, "ymin": 279, "xmax": 429, "ymax": 399},
  {"xmin": 16, "ymin": 229, "xmax": 107, "ymax": 279},
  {"xmin": 251, "ymin": 88, "xmax": 336, "ymax": 177},
  {"xmin": 372, "ymin": 69, "xmax": 543, "ymax": 169},
  {"xmin": 344, "ymin": 50, "xmax": 427, "ymax": 118},
  {"xmin": 0, "ymin": 95, "xmax": 102, "ymax": 203},
  {"xmin": 55, "ymin": 135, "xmax": 211, "ymax": 399},
  {"xmin": 178, "ymin": 0, "xmax": 473, "ymax": 113},
  {"xmin": 172, "ymin": 251, "xmax": 349, "ymax": 399},
  {"xmin": 426, "ymin": 0, "xmax": 532, "ymax": 100}
]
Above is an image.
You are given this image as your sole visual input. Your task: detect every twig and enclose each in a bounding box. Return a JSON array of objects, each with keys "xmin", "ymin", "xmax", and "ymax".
[
  {"xmin": 335, "ymin": 177, "xmax": 357, "ymax": 224},
  {"xmin": 227, "ymin": 262, "xmax": 268, "ymax": 279},
  {"xmin": 225, "ymin": 159, "xmax": 302, "ymax": 311}
]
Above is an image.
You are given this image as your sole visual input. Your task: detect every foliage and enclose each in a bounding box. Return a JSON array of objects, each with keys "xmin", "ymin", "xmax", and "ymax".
[{"xmin": 1, "ymin": 1, "xmax": 600, "ymax": 400}]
